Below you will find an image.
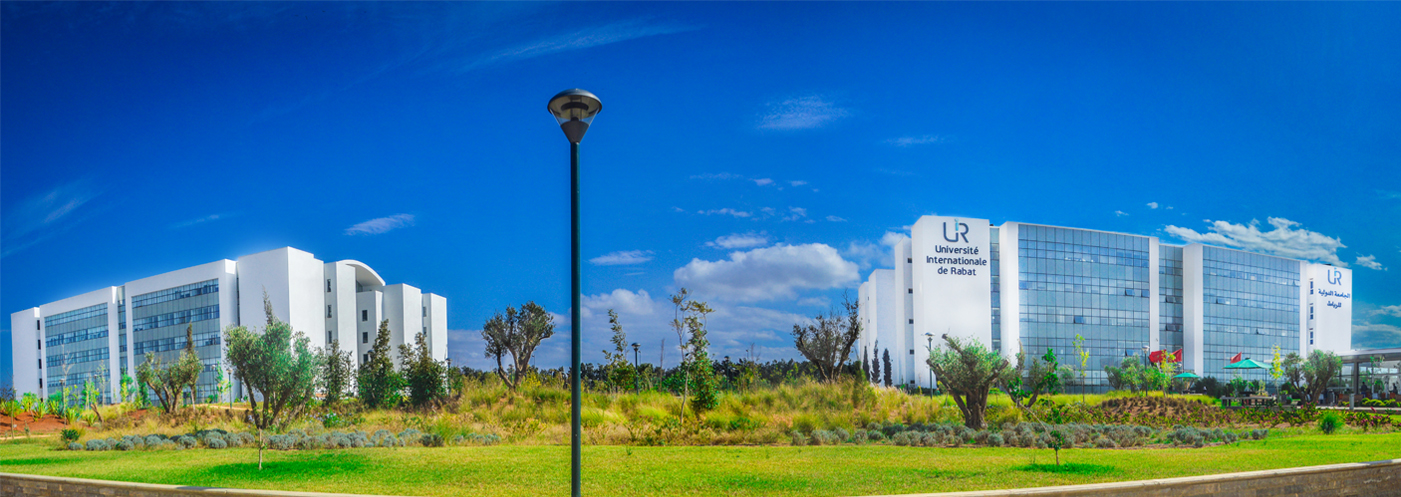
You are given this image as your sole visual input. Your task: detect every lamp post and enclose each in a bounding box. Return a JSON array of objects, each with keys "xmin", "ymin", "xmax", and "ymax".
[
  {"xmin": 924, "ymin": 332, "xmax": 934, "ymax": 395},
  {"xmin": 631, "ymin": 342, "xmax": 640, "ymax": 393},
  {"xmin": 548, "ymin": 88, "xmax": 601, "ymax": 497}
]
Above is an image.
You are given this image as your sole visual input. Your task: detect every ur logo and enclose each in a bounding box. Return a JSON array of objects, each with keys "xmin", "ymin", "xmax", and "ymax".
[
  {"xmin": 943, "ymin": 219, "xmax": 969, "ymax": 243},
  {"xmin": 1328, "ymin": 268, "xmax": 1342, "ymax": 285}
]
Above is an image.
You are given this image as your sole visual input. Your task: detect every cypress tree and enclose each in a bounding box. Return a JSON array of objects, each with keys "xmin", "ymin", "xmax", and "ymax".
[{"xmin": 882, "ymin": 349, "xmax": 893, "ymax": 387}]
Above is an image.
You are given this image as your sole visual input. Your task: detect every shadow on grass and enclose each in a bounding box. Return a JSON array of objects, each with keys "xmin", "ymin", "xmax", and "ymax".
[
  {"xmin": 172, "ymin": 452, "xmax": 372, "ymax": 484},
  {"xmin": 1014, "ymin": 463, "xmax": 1116, "ymax": 475},
  {"xmin": 0, "ymin": 457, "xmax": 73, "ymax": 467}
]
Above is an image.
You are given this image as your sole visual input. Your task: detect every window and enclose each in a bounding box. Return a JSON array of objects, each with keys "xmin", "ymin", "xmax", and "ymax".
[
  {"xmin": 38, "ymin": 379, "xmax": 42, "ymax": 389},
  {"xmin": 907, "ymin": 258, "xmax": 912, "ymax": 263},
  {"xmin": 362, "ymin": 310, "xmax": 368, "ymax": 322},
  {"xmin": 908, "ymin": 349, "xmax": 914, "ymax": 355},
  {"xmin": 422, "ymin": 307, "xmax": 426, "ymax": 317},
  {"xmin": 362, "ymin": 332, "xmax": 369, "ymax": 344},
  {"xmin": 327, "ymin": 305, "xmax": 333, "ymax": 318},
  {"xmin": 363, "ymin": 353, "xmax": 369, "ymax": 363},
  {"xmin": 327, "ymin": 279, "xmax": 332, "ymax": 292},
  {"xmin": 39, "ymin": 359, "xmax": 43, "ymax": 369},
  {"xmin": 37, "ymin": 339, "xmax": 41, "ymax": 350},
  {"xmin": 327, "ymin": 331, "xmax": 333, "ymax": 343},
  {"xmin": 908, "ymin": 319, "xmax": 913, "ymax": 324},
  {"xmin": 423, "ymin": 326, "xmax": 427, "ymax": 334},
  {"xmin": 36, "ymin": 319, "xmax": 41, "ymax": 330},
  {"xmin": 908, "ymin": 288, "xmax": 913, "ymax": 294}
]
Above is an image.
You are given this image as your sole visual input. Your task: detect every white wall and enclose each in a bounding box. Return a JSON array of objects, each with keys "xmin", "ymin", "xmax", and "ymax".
[
  {"xmin": 325, "ymin": 262, "xmax": 358, "ymax": 356},
  {"xmin": 425, "ymin": 293, "xmax": 448, "ymax": 362},
  {"xmin": 1182, "ymin": 244, "xmax": 1205, "ymax": 374},
  {"xmin": 998, "ymin": 222, "xmax": 1021, "ymax": 359},
  {"xmin": 892, "ymin": 239, "xmax": 913, "ymax": 385},
  {"xmin": 382, "ymin": 284, "xmax": 422, "ymax": 367},
  {"xmin": 236, "ymin": 247, "xmax": 323, "ymax": 336},
  {"xmin": 911, "ymin": 216, "xmax": 993, "ymax": 363},
  {"xmin": 10, "ymin": 308, "xmax": 41, "ymax": 397},
  {"xmin": 1148, "ymin": 237, "xmax": 1161, "ymax": 353},
  {"xmin": 1308, "ymin": 264, "xmax": 1352, "ymax": 353},
  {"xmin": 355, "ymin": 290, "xmax": 383, "ymax": 365}
]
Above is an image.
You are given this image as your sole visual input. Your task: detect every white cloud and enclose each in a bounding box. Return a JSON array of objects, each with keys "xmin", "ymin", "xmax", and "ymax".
[
  {"xmin": 760, "ymin": 207, "xmax": 776, "ymax": 216},
  {"xmin": 674, "ymin": 243, "xmax": 859, "ymax": 302},
  {"xmin": 881, "ymin": 231, "xmax": 911, "ymax": 247},
  {"xmin": 790, "ymin": 180, "xmax": 808, "ymax": 187},
  {"xmin": 1167, "ymin": 206, "xmax": 1175, "ymax": 210},
  {"xmin": 1147, "ymin": 202, "xmax": 1159, "ymax": 209},
  {"xmin": 690, "ymin": 172, "xmax": 742, "ymax": 180},
  {"xmin": 1355, "ymin": 254, "xmax": 1385, "ymax": 271},
  {"xmin": 797, "ymin": 297, "xmax": 830, "ymax": 307},
  {"xmin": 466, "ymin": 20, "xmax": 697, "ymax": 71},
  {"xmin": 1165, "ymin": 217, "xmax": 1347, "ymax": 266},
  {"xmin": 345, "ymin": 214, "xmax": 415, "ymax": 235},
  {"xmin": 841, "ymin": 241, "xmax": 885, "ymax": 270},
  {"xmin": 884, "ymin": 135, "xmax": 945, "ymax": 147},
  {"xmin": 826, "ymin": 215, "xmax": 847, "ymax": 222},
  {"xmin": 582, "ymin": 289, "xmax": 659, "ymax": 318},
  {"xmin": 2, "ymin": 179, "xmax": 101, "ymax": 257},
  {"xmin": 170, "ymin": 213, "xmax": 226, "ymax": 229},
  {"xmin": 757, "ymin": 95, "xmax": 849, "ymax": 130},
  {"xmin": 1115, "ymin": 210, "xmax": 1129, "ymax": 217},
  {"xmin": 699, "ymin": 208, "xmax": 752, "ymax": 218},
  {"xmin": 589, "ymin": 250, "xmax": 654, "ymax": 266},
  {"xmin": 1372, "ymin": 305, "xmax": 1401, "ymax": 318},
  {"xmin": 752, "ymin": 178, "xmax": 774, "ymax": 186},
  {"xmin": 783, "ymin": 207, "xmax": 807, "ymax": 222},
  {"xmin": 706, "ymin": 232, "xmax": 770, "ymax": 249}
]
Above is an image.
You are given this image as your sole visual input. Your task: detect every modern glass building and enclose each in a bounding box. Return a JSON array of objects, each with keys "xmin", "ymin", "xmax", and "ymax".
[
  {"xmin": 859, "ymin": 215, "xmax": 1352, "ymax": 391},
  {"xmin": 10, "ymin": 247, "xmax": 448, "ymax": 404}
]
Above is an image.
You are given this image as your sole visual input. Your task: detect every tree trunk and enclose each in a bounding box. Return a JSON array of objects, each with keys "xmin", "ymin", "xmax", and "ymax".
[{"xmin": 257, "ymin": 428, "xmax": 264, "ymax": 470}]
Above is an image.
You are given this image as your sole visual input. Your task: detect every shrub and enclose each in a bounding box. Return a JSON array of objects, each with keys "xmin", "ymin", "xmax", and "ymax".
[
  {"xmin": 207, "ymin": 438, "xmax": 227, "ymax": 449},
  {"xmin": 986, "ymin": 433, "xmax": 1004, "ymax": 447},
  {"xmin": 66, "ymin": 442, "xmax": 83, "ymax": 451},
  {"xmin": 1251, "ymin": 428, "xmax": 1269, "ymax": 440},
  {"xmin": 866, "ymin": 430, "xmax": 886, "ymax": 442},
  {"xmin": 853, "ymin": 430, "xmax": 869, "ymax": 444},
  {"xmin": 60, "ymin": 428, "xmax": 83, "ymax": 443},
  {"xmin": 1319, "ymin": 412, "xmax": 1343, "ymax": 435},
  {"xmin": 832, "ymin": 428, "xmax": 850, "ymax": 443},
  {"xmin": 420, "ymin": 434, "xmax": 445, "ymax": 447},
  {"xmin": 177, "ymin": 436, "xmax": 197, "ymax": 449},
  {"xmin": 85, "ymin": 439, "xmax": 108, "ymax": 451},
  {"xmin": 789, "ymin": 430, "xmax": 808, "ymax": 446}
]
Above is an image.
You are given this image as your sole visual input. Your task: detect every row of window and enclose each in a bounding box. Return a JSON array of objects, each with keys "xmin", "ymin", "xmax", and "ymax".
[
  {"xmin": 1203, "ymin": 247, "xmax": 1300, "ymax": 271},
  {"xmin": 45, "ymin": 347, "xmax": 110, "ymax": 368},
  {"xmin": 1019, "ymin": 281, "xmax": 1150, "ymax": 297},
  {"xmin": 132, "ymin": 305, "xmax": 220, "ymax": 331},
  {"xmin": 1019, "ymin": 225, "xmax": 1151, "ymax": 251},
  {"xmin": 1205, "ymin": 297, "xmax": 1298, "ymax": 312},
  {"xmin": 1020, "ymin": 271, "xmax": 1151, "ymax": 289},
  {"xmin": 133, "ymin": 330, "xmax": 222, "ymax": 355},
  {"xmin": 45, "ymin": 325, "xmax": 108, "ymax": 348},
  {"xmin": 1022, "ymin": 315, "xmax": 1151, "ymax": 328},
  {"xmin": 44, "ymin": 303, "xmax": 107, "ymax": 328},
  {"xmin": 132, "ymin": 279, "xmax": 219, "ymax": 308}
]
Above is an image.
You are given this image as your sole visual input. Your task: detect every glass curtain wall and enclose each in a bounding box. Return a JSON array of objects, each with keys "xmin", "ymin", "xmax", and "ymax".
[
  {"xmin": 131, "ymin": 279, "xmax": 222, "ymax": 401},
  {"xmin": 1201, "ymin": 247, "xmax": 1300, "ymax": 383},
  {"xmin": 1159, "ymin": 245, "xmax": 1185, "ymax": 354},
  {"xmin": 44, "ymin": 303, "xmax": 111, "ymax": 402},
  {"xmin": 990, "ymin": 227, "xmax": 1001, "ymax": 353},
  {"xmin": 1018, "ymin": 225, "xmax": 1152, "ymax": 391}
]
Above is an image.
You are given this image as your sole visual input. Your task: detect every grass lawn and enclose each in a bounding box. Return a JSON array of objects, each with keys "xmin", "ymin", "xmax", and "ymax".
[{"xmin": 2, "ymin": 434, "xmax": 1400, "ymax": 497}]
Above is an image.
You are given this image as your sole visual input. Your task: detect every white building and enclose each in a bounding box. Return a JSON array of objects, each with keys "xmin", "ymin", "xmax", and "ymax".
[
  {"xmin": 9, "ymin": 247, "xmax": 447, "ymax": 403},
  {"xmin": 861, "ymin": 215, "xmax": 1353, "ymax": 390}
]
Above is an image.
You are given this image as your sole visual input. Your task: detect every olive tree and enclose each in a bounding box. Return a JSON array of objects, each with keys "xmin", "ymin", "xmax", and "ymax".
[
  {"xmin": 1301, "ymin": 350, "xmax": 1343, "ymax": 405},
  {"xmin": 790, "ymin": 295, "xmax": 861, "ymax": 383},
  {"xmin": 224, "ymin": 293, "xmax": 320, "ymax": 470},
  {"xmin": 135, "ymin": 324, "xmax": 201, "ymax": 414},
  {"xmin": 926, "ymin": 334, "xmax": 1010, "ymax": 429},
  {"xmin": 481, "ymin": 302, "xmax": 554, "ymax": 390}
]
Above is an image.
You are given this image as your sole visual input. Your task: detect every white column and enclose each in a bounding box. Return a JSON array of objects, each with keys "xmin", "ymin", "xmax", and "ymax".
[{"xmin": 1183, "ymin": 244, "xmax": 1205, "ymax": 374}]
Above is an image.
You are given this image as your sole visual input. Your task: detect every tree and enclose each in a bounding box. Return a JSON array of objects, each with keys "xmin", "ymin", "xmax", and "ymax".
[
  {"xmin": 1072, "ymin": 334, "xmax": 1089, "ymax": 401},
  {"xmin": 481, "ymin": 302, "xmax": 555, "ymax": 390},
  {"xmin": 224, "ymin": 294, "xmax": 320, "ymax": 470},
  {"xmin": 1301, "ymin": 350, "xmax": 1343, "ymax": 405},
  {"xmin": 320, "ymin": 340, "xmax": 354, "ymax": 407},
  {"xmin": 601, "ymin": 310, "xmax": 636, "ymax": 392},
  {"xmin": 1105, "ymin": 356, "xmax": 1147, "ymax": 394},
  {"xmin": 870, "ymin": 341, "xmax": 881, "ymax": 384},
  {"xmin": 790, "ymin": 295, "xmax": 861, "ymax": 383},
  {"xmin": 926, "ymin": 335, "xmax": 1010, "ymax": 429},
  {"xmin": 1281, "ymin": 352, "xmax": 1304, "ymax": 395},
  {"xmin": 1002, "ymin": 348, "xmax": 1065, "ymax": 413},
  {"xmin": 882, "ymin": 349, "xmax": 893, "ymax": 387},
  {"xmin": 861, "ymin": 347, "xmax": 870, "ymax": 383},
  {"xmin": 399, "ymin": 331, "xmax": 447, "ymax": 409},
  {"xmin": 683, "ymin": 299, "xmax": 718, "ymax": 416},
  {"xmin": 358, "ymin": 319, "xmax": 404, "ymax": 408},
  {"xmin": 135, "ymin": 334, "xmax": 201, "ymax": 414}
]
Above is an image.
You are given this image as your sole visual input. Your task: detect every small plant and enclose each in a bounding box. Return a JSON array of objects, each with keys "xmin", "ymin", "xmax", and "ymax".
[
  {"xmin": 420, "ymin": 433, "xmax": 445, "ymax": 447},
  {"xmin": 1318, "ymin": 412, "xmax": 1343, "ymax": 435},
  {"xmin": 66, "ymin": 442, "xmax": 82, "ymax": 451},
  {"xmin": 60, "ymin": 427, "xmax": 83, "ymax": 443}
]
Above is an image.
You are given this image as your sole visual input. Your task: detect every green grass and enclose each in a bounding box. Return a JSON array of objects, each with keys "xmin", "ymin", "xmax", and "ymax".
[{"xmin": 3, "ymin": 433, "xmax": 1399, "ymax": 496}]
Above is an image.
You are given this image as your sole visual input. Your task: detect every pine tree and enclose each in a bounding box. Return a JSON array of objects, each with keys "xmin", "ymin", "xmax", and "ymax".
[
  {"xmin": 357, "ymin": 319, "xmax": 403, "ymax": 409},
  {"xmin": 882, "ymin": 349, "xmax": 893, "ymax": 387},
  {"xmin": 870, "ymin": 341, "xmax": 881, "ymax": 384},
  {"xmin": 320, "ymin": 340, "xmax": 354, "ymax": 406},
  {"xmin": 862, "ymin": 347, "xmax": 870, "ymax": 383}
]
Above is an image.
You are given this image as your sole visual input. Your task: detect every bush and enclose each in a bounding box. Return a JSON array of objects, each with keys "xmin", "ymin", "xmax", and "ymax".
[
  {"xmin": 116, "ymin": 440, "xmax": 135, "ymax": 451},
  {"xmin": 66, "ymin": 442, "xmax": 83, "ymax": 451},
  {"xmin": 85, "ymin": 439, "xmax": 108, "ymax": 451},
  {"xmin": 177, "ymin": 436, "xmax": 197, "ymax": 449},
  {"xmin": 144, "ymin": 435, "xmax": 164, "ymax": 447},
  {"xmin": 420, "ymin": 433, "xmax": 445, "ymax": 447},
  {"xmin": 60, "ymin": 428, "xmax": 83, "ymax": 443},
  {"xmin": 789, "ymin": 430, "xmax": 808, "ymax": 446},
  {"xmin": 207, "ymin": 438, "xmax": 227, "ymax": 449},
  {"xmin": 1319, "ymin": 412, "xmax": 1343, "ymax": 435},
  {"xmin": 986, "ymin": 433, "xmax": 1004, "ymax": 447}
]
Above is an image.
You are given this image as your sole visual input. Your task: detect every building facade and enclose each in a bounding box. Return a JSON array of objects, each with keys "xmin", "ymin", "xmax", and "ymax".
[
  {"xmin": 9, "ymin": 247, "xmax": 447, "ymax": 403},
  {"xmin": 860, "ymin": 215, "xmax": 1352, "ymax": 390}
]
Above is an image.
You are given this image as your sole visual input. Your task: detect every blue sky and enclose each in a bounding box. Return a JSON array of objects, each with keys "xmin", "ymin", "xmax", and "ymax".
[{"xmin": 3, "ymin": 2, "xmax": 1399, "ymax": 384}]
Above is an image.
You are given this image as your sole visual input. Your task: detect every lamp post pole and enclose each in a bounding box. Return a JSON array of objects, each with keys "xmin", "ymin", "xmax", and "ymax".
[
  {"xmin": 549, "ymin": 89, "xmax": 601, "ymax": 497},
  {"xmin": 632, "ymin": 342, "xmax": 640, "ymax": 393},
  {"xmin": 925, "ymin": 333, "xmax": 934, "ymax": 395}
]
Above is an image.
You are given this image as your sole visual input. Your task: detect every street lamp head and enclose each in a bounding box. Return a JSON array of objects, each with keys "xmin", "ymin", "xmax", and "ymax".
[
  {"xmin": 631, "ymin": 342, "xmax": 639, "ymax": 351},
  {"xmin": 548, "ymin": 88, "xmax": 602, "ymax": 144}
]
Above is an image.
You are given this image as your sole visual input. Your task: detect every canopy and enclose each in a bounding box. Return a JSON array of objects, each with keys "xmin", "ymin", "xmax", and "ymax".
[
  {"xmin": 1224, "ymin": 358, "xmax": 1270, "ymax": 370},
  {"xmin": 1173, "ymin": 372, "xmax": 1202, "ymax": 379}
]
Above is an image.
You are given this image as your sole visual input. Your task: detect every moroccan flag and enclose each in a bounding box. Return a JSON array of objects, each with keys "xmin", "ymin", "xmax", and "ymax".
[
  {"xmin": 1173, "ymin": 349, "xmax": 1183, "ymax": 363},
  {"xmin": 1229, "ymin": 352, "xmax": 1242, "ymax": 364},
  {"xmin": 1148, "ymin": 350, "xmax": 1163, "ymax": 364}
]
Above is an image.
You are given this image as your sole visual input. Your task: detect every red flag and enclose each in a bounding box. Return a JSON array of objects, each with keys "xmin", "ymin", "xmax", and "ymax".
[
  {"xmin": 1148, "ymin": 350, "xmax": 1163, "ymax": 364},
  {"xmin": 1173, "ymin": 349, "xmax": 1183, "ymax": 363},
  {"xmin": 1229, "ymin": 352, "xmax": 1242, "ymax": 364}
]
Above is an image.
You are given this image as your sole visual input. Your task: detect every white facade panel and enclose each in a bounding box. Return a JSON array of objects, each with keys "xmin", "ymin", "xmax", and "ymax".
[
  {"xmin": 892, "ymin": 239, "xmax": 913, "ymax": 385},
  {"xmin": 1148, "ymin": 237, "xmax": 1161, "ymax": 352},
  {"xmin": 998, "ymin": 222, "xmax": 1021, "ymax": 359},
  {"xmin": 1308, "ymin": 264, "xmax": 1352, "ymax": 354},
  {"xmin": 911, "ymin": 216, "xmax": 992, "ymax": 358},
  {"xmin": 11, "ymin": 308, "xmax": 41, "ymax": 397},
  {"xmin": 1182, "ymin": 244, "xmax": 1205, "ymax": 374},
  {"xmin": 425, "ymin": 293, "xmax": 448, "ymax": 362}
]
